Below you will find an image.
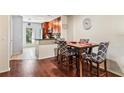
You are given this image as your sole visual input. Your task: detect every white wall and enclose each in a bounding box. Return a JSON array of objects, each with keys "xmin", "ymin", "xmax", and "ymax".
[
  {"xmin": 67, "ymin": 15, "xmax": 124, "ymax": 76},
  {"xmin": 67, "ymin": 15, "xmax": 75, "ymax": 41},
  {"xmin": 0, "ymin": 16, "xmax": 10, "ymax": 72},
  {"xmin": 61, "ymin": 16, "xmax": 67, "ymax": 40},
  {"xmin": 11, "ymin": 16, "xmax": 23, "ymax": 55},
  {"xmin": 68, "ymin": 16, "xmax": 124, "ymax": 45}
]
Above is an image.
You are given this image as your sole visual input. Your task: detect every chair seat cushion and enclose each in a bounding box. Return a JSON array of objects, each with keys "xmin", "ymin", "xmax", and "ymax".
[{"xmin": 84, "ymin": 53, "xmax": 104, "ymax": 63}]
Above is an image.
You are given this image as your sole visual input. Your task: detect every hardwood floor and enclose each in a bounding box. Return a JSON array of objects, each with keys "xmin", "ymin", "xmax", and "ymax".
[{"xmin": 0, "ymin": 57, "xmax": 120, "ymax": 77}]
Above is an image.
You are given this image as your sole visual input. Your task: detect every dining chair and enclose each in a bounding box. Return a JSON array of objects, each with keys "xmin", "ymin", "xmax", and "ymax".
[
  {"xmin": 85, "ymin": 42, "xmax": 109, "ymax": 77},
  {"xmin": 80, "ymin": 39, "xmax": 90, "ymax": 54},
  {"xmin": 56, "ymin": 38, "xmax": 65, "ymax": 61},
  {"xmin": 55, "ymin": 38, "xmax": 65, "ymax": 44},
  {"xmin": 59, "ymin": 41, "xmax": 77, "ymax": 69}
]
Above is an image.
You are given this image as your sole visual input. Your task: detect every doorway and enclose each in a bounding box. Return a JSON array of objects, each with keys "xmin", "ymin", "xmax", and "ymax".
[
  {"xmin": 26, "ymin": 28, "xmax": 32, "ymax": 45},
  {"xmin": 10, "ymin": 16, "xmax": 37, "ymax": 60}
]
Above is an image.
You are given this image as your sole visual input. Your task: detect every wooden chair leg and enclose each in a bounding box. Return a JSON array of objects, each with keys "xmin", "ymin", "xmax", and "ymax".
[
  {"xmin": 76, "ymin": 56, "xmax": 79, "ymax": 71},
  {"xmin": 97, "ymin": 63, "xmax": 100, "ymax": 77},
  {"xmin": 57, "ymin": 49, "xmax": 59, "ymax": 61},
  {"xmin": 57, "ymin": 53, "xmax": 58, "ymax": 61},
  {"xmin": 63, "ymin": 56, "xmax": 69, "ymax": 71},
  {"xmin": 104, "ymin": 59, "xmax": 108, "ymax": 77},
  {"xmin": 69, "ymin": 56, "xmax": 73, "ymax": 68},
  {"xmin": 84, "ymin": 60, "xmax": 90, "ymax": 76},
  {"xmin": 58, "ymin": 54, "xmax": 60, "ymax": 64},
  {"xmin": 69, "ymin": 56, "xmax": 73, "ymax": 64},
  {"xmin": 86, "ymin": 61, "xmax": 89, "ymax": 76},
  {"xmin": 57, "ymin": 54, "xmax": 59, "ymax": 61},
  {"xmin": 89, "ymin": 61, "xmax": 92, "ymax": 76},
  {"xmin": 76, "ymin": 61, "xmax": 78, "ymax": 71},
  {"xmin": 58, "ymin": 54, "xmax": 62, "ymax": 64}
]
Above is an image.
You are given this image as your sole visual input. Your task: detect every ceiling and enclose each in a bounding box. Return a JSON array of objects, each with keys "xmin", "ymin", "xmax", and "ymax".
[{"xmin": 23, "ymin": 15, "xmax": 61, "ymax": 23}]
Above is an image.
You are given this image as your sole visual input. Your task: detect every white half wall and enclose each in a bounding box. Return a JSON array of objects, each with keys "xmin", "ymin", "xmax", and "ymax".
[
  {"xmin": 0, "ymin": 16, "xmax": 10, "ymax": 73},
  {"xmin": 37, "ymin": 44, "xmax": 57, "ymax": 59}
]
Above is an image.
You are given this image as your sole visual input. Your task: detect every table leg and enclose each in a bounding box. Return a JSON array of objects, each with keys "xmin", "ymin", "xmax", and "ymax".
[
  {"xmin": 57, "ymin": 48, "xmax": 59, "ymax": 61},
  {"xmin": 79, "ymin": 49, "xmax": 83, "ymax": 77},
  {"xmin": 80, "ymin": 59, "xmax": 83, "ymax": 77}
]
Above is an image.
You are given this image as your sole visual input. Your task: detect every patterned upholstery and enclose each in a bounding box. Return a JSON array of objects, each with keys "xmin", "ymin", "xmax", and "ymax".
[
  {"xmin": 56, "ymin": 38, "xmax": 65, "ymax": 54},
  {"xmin": 85, "ymin": 42, "xmax": 109, "ymax": 63},
  {"xmin": 59, "ymin": 41, "xmax": 69, "ymax": 56},
  {"xmin": 58, "ymin": 41, "xmax": 78, "ymax": 69},
  {"xmin": 55, "ymin": 38, "xmax": 65, "ymax": 44},
  {"xmin": 59, "ymin": 41, "xmax": 76, "ymax": 56},
  {"xmin": 80, "ymin": 39, "xmax": 90, "ymax": 57},
  {"xmin": 80, "ymin": 39, "xmax": 89, "ymax": 43},
  {"xmin": 57, "ymin": 40, "xmax": 65, "ymax": 49}
]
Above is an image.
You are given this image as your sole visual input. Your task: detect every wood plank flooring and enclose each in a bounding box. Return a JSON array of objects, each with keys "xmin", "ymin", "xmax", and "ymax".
[{"xmin": 0, "ymin": 57, "xmax": 120, "ymax": 77}]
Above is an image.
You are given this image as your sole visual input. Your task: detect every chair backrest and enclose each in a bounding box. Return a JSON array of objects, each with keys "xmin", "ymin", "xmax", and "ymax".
[
  {"xmin": 57, "ymin": 40, "xmax": 66, "ymax": 48},
  {"xmin": 80, "ymin": 39, "xmax": 89, "ymax": 43},
  {"xmin": 59, "ymin": 41, "xmax": 69, "ymax": 56},
  {"xmin": 97, "ymin": 42, "xmax": 109, "ymax": 61},
  {"xmin": 80, "ymin": 39, "xmax": 90, "ymax": 53},
  {"xmin": 55, "ymin": 38, "xmax": 65, "ymax": 44}
]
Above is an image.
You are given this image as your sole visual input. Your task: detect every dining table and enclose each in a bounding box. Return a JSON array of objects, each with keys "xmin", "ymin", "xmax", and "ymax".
[{"xmin": 67, "ymin": 42, "xmax": 99, "ymax": 77}]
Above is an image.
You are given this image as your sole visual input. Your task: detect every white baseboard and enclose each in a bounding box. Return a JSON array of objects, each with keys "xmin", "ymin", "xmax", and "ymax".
[
  {"xmin": 0, "ymin": 66, "xmax": 10, "ymax": 73},
  {"xmin": 100, "ymin": 66, "xmax": 124, "ymax": 77},
  {"xmin": 38, "ymin": 56, "xmax": 56, "ymax": 60},
  {"xmin": 107, "ymin": 68, "xmax": 124, "ymax": 77}
]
